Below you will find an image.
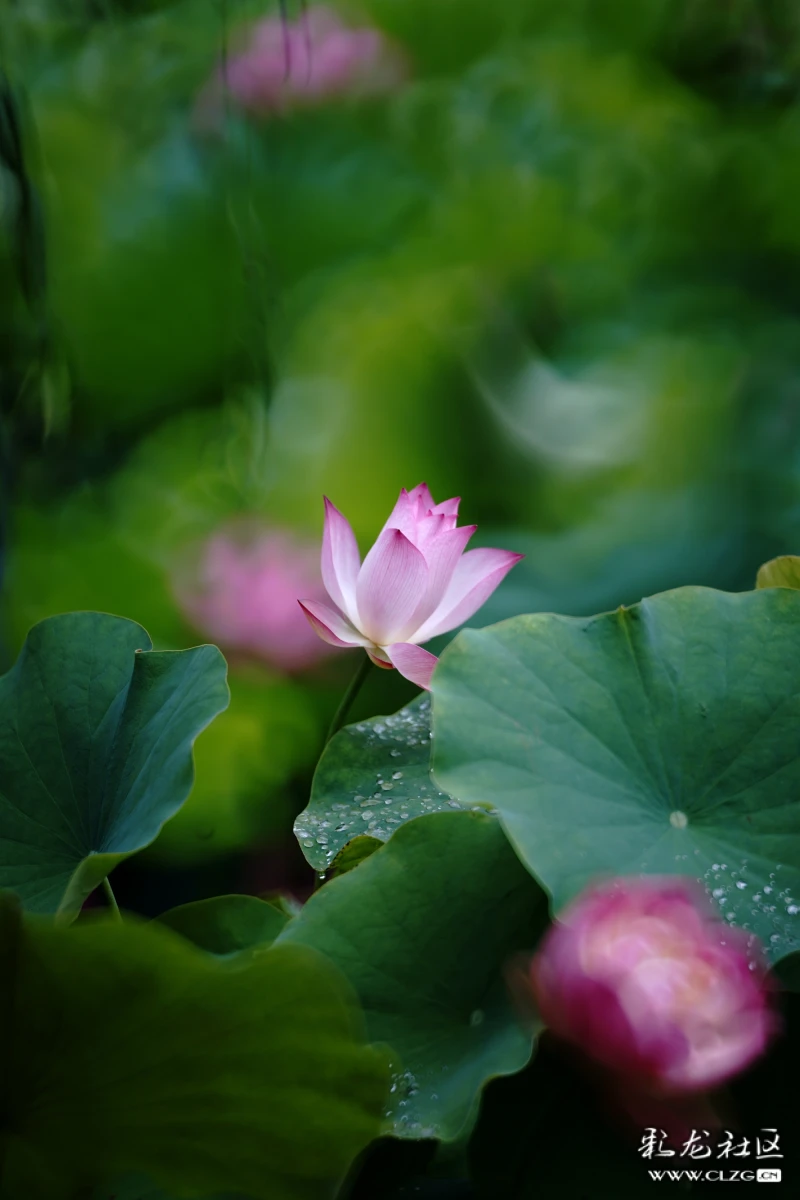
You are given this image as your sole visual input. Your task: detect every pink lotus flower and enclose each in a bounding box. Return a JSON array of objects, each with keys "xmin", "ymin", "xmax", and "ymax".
[
  {"xmin": 527, "ymin": 878, "xmax": 776, "ymax": 1095},
  {"xmin": 196, "ymin": 6, "xmax": 407, "ymax": 124},
  {"xmin": 298, "ymin": 483, "xmax": 523, "ymax": 689},
  {"xmin": 174, "ymin": 522, "xmax": 336, "ymax": 672}
]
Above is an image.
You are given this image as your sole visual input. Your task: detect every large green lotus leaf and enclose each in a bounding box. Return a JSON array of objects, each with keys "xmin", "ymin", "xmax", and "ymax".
[
  {"xmin": 0, "ymin": 898, "xmax": 389, "ymax": 1200},
  {"xmin": 295, "ymin": 695, "xmax": 470, "ymax": 873},
  {"xmin": 280, "ymin": 810, "xmax": 546, "ymax": 1142},
  {"xmin": 431, "ymin": 587, "xmax": 800, "ymax": 963},
  {"xmin": 157, "ymin": 894, "xmax": 289, "ymax": 959},
  {"xmin": 757, "ymin": 555, "xmax": 800, "ymax": 590},
  {"xmin": 0, "ymin": 612, "xmax": 229, "ymax": 918}
]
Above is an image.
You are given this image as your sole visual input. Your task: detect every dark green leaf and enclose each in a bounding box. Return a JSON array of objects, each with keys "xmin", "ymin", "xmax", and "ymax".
[
  {"xmin": 0, "ymin": 613, "xmax": 229, "ymax": 918},
  {"xmin": 432, "ymin": 587, "xmax": 800, "ymax": 962},
  {"xmin": 327, "ymin": 836, "xmax": 383, "ymax": 879},
  {"xmin": 157, "ymin": 894, "xmax": 289, "ymax": 959},
  {"xmin": 0, "ymin": 897, "xmax": 389, "ymax": 1200},
  {"xmin": 93, "ymin": 1173, "xmax": 245, "ymax": 1200},
  {"xmin": 280, "ymin": 810, "xmax": 546, "ymax": 1142}
]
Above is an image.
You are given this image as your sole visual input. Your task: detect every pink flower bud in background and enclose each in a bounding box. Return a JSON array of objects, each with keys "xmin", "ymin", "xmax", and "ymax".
[
  {"xmin": 527, "ymin": 878, "xmax": 776, "ymax": 1096},
  {"xmin": 173, "ymin": 521, "xmax": 336, "ymax": 672},
  {"xmin": 196, "ymin": 6, "xmax": 408, "ymax": 125},
  {"xmin": 299, "ymin": 483, "xmax": 524, "ymax": 689}
]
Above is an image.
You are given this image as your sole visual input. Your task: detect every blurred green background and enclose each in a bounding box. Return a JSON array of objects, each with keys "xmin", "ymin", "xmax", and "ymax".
[{"xmin": 2, "ymin": 0, "xmax": 800, "ymax": 889}]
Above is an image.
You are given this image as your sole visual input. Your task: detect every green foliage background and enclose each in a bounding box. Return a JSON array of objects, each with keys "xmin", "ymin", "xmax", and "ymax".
[
  {"xmin": 2, "ymin": 6, "xmax": 800, "ymax": 1193},
  {"xmin": 4, "ymin": 0, "xmax": 800, "ymax": 861}
]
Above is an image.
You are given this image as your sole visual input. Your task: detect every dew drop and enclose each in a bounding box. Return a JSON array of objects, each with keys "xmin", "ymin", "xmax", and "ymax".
[{"xmin": 669, "ymin": 810, "xmax": 688, "ymax": 829}]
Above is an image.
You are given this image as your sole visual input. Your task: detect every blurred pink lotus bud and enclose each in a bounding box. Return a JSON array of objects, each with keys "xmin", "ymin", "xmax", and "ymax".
[
  {"xmin": 197, "ymin": 6, "xmax": 407, "ymax": 124},
  {"xmin": 298, "ymin": 483, "xmax": 523, "ymax": 689},
  {"xmin": 527, "ymin": 878, "xmax": 776, "ymax": 1095},
  {"xmin": 175, "ymin": 522, "xmax": 336, "ymax": 672}
]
